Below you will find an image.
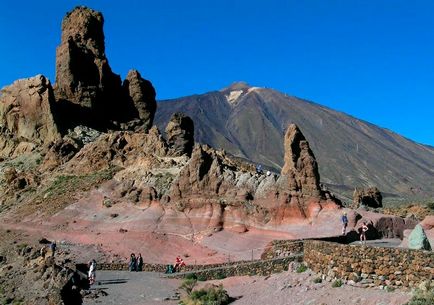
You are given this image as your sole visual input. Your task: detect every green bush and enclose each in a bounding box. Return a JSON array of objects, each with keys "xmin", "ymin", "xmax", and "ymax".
[
  {"xmin": 313, "ymin": 277, "xmax": 322, "ymax": 283},
  {"xmin": 427, "ymin": 202, "xmax": 434, "ymax": 210},
  {"xmin": 406, "ymin": 290, "xmax": 434, "ymax": 305},
  {"xmin": 197, "ymin": 274, "xmax": 208, "ymax": 281},
  {"xmin": 215, "ymin": 272, "xmax": 226, "ymax": 280},
  {"xmin": 296, "ymin": 264, "xmax": 307, "ymax": 273},
  {"xmin": 181, "ymin": 284, "xmax": 230, "ymax": 305},
  {"xmin": 332, "ymin": 279, "xmax": 343, "ymax": 288},
  {"xmin": 179, "ymin": 278, "xmax": 197, "ymax": 296},
  {"xmin": 185, "ymin": 273, "xmax": 198, "ymax": 280}
]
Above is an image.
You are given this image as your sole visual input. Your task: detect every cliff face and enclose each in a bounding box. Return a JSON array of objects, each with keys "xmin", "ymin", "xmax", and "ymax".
[{"xmin": 0, "ymin": 75, "xmax": 60, "ymax": 157}]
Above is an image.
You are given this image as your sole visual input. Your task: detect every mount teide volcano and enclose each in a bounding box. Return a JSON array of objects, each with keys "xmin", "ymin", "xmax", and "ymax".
[{"xmin": 155, "ymin": 82, "xmax": 434, "ymax": 202}]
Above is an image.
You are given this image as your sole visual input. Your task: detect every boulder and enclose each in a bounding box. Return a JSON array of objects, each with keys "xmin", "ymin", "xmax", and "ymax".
[
  {"xmin": 353, "ymin": 187, "xmax": 382, "ymax": 208},
  {"xmin": 408, "ymin": 224, "xmax": 432, "ymax": 250},
  {"xmin": 165, "ymin": 112, "xmax": 194, "ymax": 157},
  {"xmin": 0, "ymin": 75, "xmax": 60, "ymax": 157}
]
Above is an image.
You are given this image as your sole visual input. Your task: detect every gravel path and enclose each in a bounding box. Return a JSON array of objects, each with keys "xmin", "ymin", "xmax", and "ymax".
[{"xmin": 83, "ymin": 271, "xmax": 181, "ymax": 305}]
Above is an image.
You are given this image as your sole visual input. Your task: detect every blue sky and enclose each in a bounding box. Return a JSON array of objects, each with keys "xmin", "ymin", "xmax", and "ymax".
[{"xmin": 1, "ymin": 1, "xmax": 434, "ymax": 146}]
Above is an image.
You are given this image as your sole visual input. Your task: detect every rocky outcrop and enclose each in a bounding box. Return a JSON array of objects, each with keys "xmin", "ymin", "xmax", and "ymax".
[
  {"xmin": 0, "ymin": 75, "xmax": 60, "ymax": 157},
  {"xmin": 279, "ymin": 124, "xmax": 321, "ymax": 198},
  {"xmin": 165, "ymin": 112, "xmax": 194, "ymax": 157},
  {"xmin": 122, "ymin": 70, "xmax": 157, "ymax": 132},
  {"xmin": 54, "ymin": 6, "xmax": 157, "ymax": 131},
  {"xmin": 54, "ymin": 6, "xmax": 122, "ymax": 112},
  {"xmin": 353, "ymin": 187, "xmax": 382, "ymax": 208}
]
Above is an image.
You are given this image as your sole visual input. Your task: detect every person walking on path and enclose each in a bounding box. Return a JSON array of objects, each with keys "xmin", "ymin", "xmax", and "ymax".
[
  {"xmin": 129, "ymin": 253, "xmax": 137, "ymax": 271},
  {"xmin": 341, "ymin": 212, "xmax": 349, "ymax": 235},
  {"xmin": 88, "ymin": 259, "xmax": 96, "ymax": 285},
  {"xmin": 49, "ymin": 241, "xmax": 57, "ymax": 257},
  {"xmin": 360, "ymin": 222, "xmax": 369, "ymax": 245},
  {"xmin": 136, "ymin": 253, "xmax": 143, "ymax": 271}
]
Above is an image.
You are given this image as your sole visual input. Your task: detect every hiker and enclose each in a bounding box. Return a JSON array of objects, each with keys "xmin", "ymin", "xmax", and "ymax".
[
  {"xmin": 50, "ymin": 241, "xmax": 57, "ymax": 257},
  {"xmin": 255, "ymin": 164, "xmax": 263, "ymax": 175},
  {"xmin": 341, "ymin": 212, "xmax": 349, "ymax": 235},
  {"xmin": 360, "ymin": 222, "xmax": 369, "ymax": 245},
  {"xmin": 40, "ymin": 246, "xmax": 47, "ymax": 259},
  {"xmin": 129, "ymin": 253, "xmax": 137, "ymax": 271},
  {"xmin": 88, "ymin": 259, "xmax": 96, "ymax": 285},
  {"xmin": 174, "ymin": 256, "xmax": 185, "ymax": 272},
  {"xmin": 136, "ymin": 253, "xmax": 143, "ymax": 271}
]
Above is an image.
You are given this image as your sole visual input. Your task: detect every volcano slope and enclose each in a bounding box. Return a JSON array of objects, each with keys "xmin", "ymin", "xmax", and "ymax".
[{"xmin": 155, "ymin": 82, "xmax": 434, "ymax": 203}]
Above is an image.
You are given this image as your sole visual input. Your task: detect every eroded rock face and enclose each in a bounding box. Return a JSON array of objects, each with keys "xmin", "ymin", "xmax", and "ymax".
[
  {"xmin": 279, "ymin": 123, "xmax": 321, "ymax": 198},
  {"xmin": 54, "ymin": 6, "xmax": 122, "ymax": 112},
  {"xmin": 353, "ymin": 187, "xmax": 382, "ymax": 208},
  {"xmin": 122, "ymin": 70, "xmax": 157, "ymax": 131},
  {"xmin": 54, "ymin": 6, "xmax": 156, "ymax": 130},
  {"xmin": 165, "ymin": 112, "xmax": 194, "ymax": 156},
  {"xmin": 0, "ymin": 75, "xmax": 60, "ymax": 157}
]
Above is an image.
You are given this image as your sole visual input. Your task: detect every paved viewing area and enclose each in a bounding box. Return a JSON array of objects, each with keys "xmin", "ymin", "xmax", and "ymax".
[{"xmin": 84, "ymin": 271, "xmax": 180, "ymax": 305}]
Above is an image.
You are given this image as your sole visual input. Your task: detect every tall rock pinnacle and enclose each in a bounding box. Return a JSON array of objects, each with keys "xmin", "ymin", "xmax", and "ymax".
[
  {"xmin": 53, "ymin": 6, "xmax": 157, "ymax": 131},
  {"xmin": 280, "ymin": 123, "xmax": 322, "ymax": 197},
  {"xmin": 54, "ymin": 6, "xmax": 122, "ymax": 112}
]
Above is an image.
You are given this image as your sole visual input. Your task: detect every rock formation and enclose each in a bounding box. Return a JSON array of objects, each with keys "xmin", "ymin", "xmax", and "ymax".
[
  {"xmin": 165, "ymin": 112, "xmax": 195, "ymax": 156},
  {"xmin": 353, "ymin": 187, "xmax": 382, "ymax": 208},
  {"xmin": 279, "ymin": 124, "xmax": 321, "ymax": 198},
  {"xmin": 122, "ymin": 69, "xmax": 157, "ymax": 131},
  {"xmin": 54, "ymin": 6, "xmax": 122, "ymax": 111},
  {"xmin": 53, "ymin": 6, "xmax": 157, "ymax": 131},
  {"xmin": 0, "ymin": 75, "xmax": 60, "ymax": 157}
]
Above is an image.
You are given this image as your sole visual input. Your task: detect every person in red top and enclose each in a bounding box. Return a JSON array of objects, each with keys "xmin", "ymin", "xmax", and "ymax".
[{"xmin": 174, "ymin": 256, "xmax": 186, "ymax": 272}]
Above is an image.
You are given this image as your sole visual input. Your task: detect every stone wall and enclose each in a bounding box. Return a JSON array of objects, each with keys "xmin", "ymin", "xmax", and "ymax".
[
  {"xmin": 97, "ymin": 255, "xmax": 303, "ymax": 280},
  {"xmin": 304, "ymin": 240, "xmax": 434, "ymax": 288},
  {"xmin": 261, "ymin": 240, "xmax": 304, "ymax": 259},
  {"xmin": 167, "ymin": 255, "xmax": 303, "ymax": 281}
]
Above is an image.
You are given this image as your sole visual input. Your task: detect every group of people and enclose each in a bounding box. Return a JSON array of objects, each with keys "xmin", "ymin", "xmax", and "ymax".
[
  {"xmin": 340, "ymin": 212, "xmax": 369, "ymax": 244},
  {"xmin": 128, "ymin": 253, "xmax": 144, "ymax": 271},
  {"xmin": 165, "ymin": 256, "xmax": 186, "ymax": 274}
]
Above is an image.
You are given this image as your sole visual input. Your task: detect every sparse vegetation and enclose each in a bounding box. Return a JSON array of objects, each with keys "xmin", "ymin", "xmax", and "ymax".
[
  {"xmin": 405, "ymin": 289, "xmax": 434, "ymax": 305},
  {"xmin": 296, "ymin": 264, "xmax": 307, "ymax": 273},
  {"xmin": 313, "ymin": 277, "xmax": 322, "ymax": 283},
  {"xmin": 180, "ymin": 284, "xmax": 230, "ymax": 305},
  {"xmin": 215, "ymin": 272, "xmax": 226, "ymax": 280},
  {"xmin": 179, "ymin": 278, "xmax": 197, "ymax": 296},
  {"xmin": 332, "ymin": 279, "xmax": 343, "ymax": 288},
  {"xmin": 427, "ymin": 202, "xmax": 434, "ymax": 210},
  {"xmin": 185, "ymin": 273, "xmax": 198, "ymax": 280}
]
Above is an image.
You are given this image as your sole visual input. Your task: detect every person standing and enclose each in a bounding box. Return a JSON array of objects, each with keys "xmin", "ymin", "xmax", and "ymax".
[
  {"xmin": 341, "ymin": 212, "xmax": 349, "ymax": 235},
  {"xmin": 136, "ymin": 253, "xmax": 143, "ymax": 271},
  {"xmin": 360, "ymin": 222, "xmax": 369, "ymax": 245},
  {"xmin": 50, "ymin": 241, "xmax": 57, "ymax": 257},
  {"xmin": 88, "ymin": 259, "xmax": 96, "ymax": 285},
  {"xmin": 129, "ymin": 253, "xmax": 136, "ymax": 271}
]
